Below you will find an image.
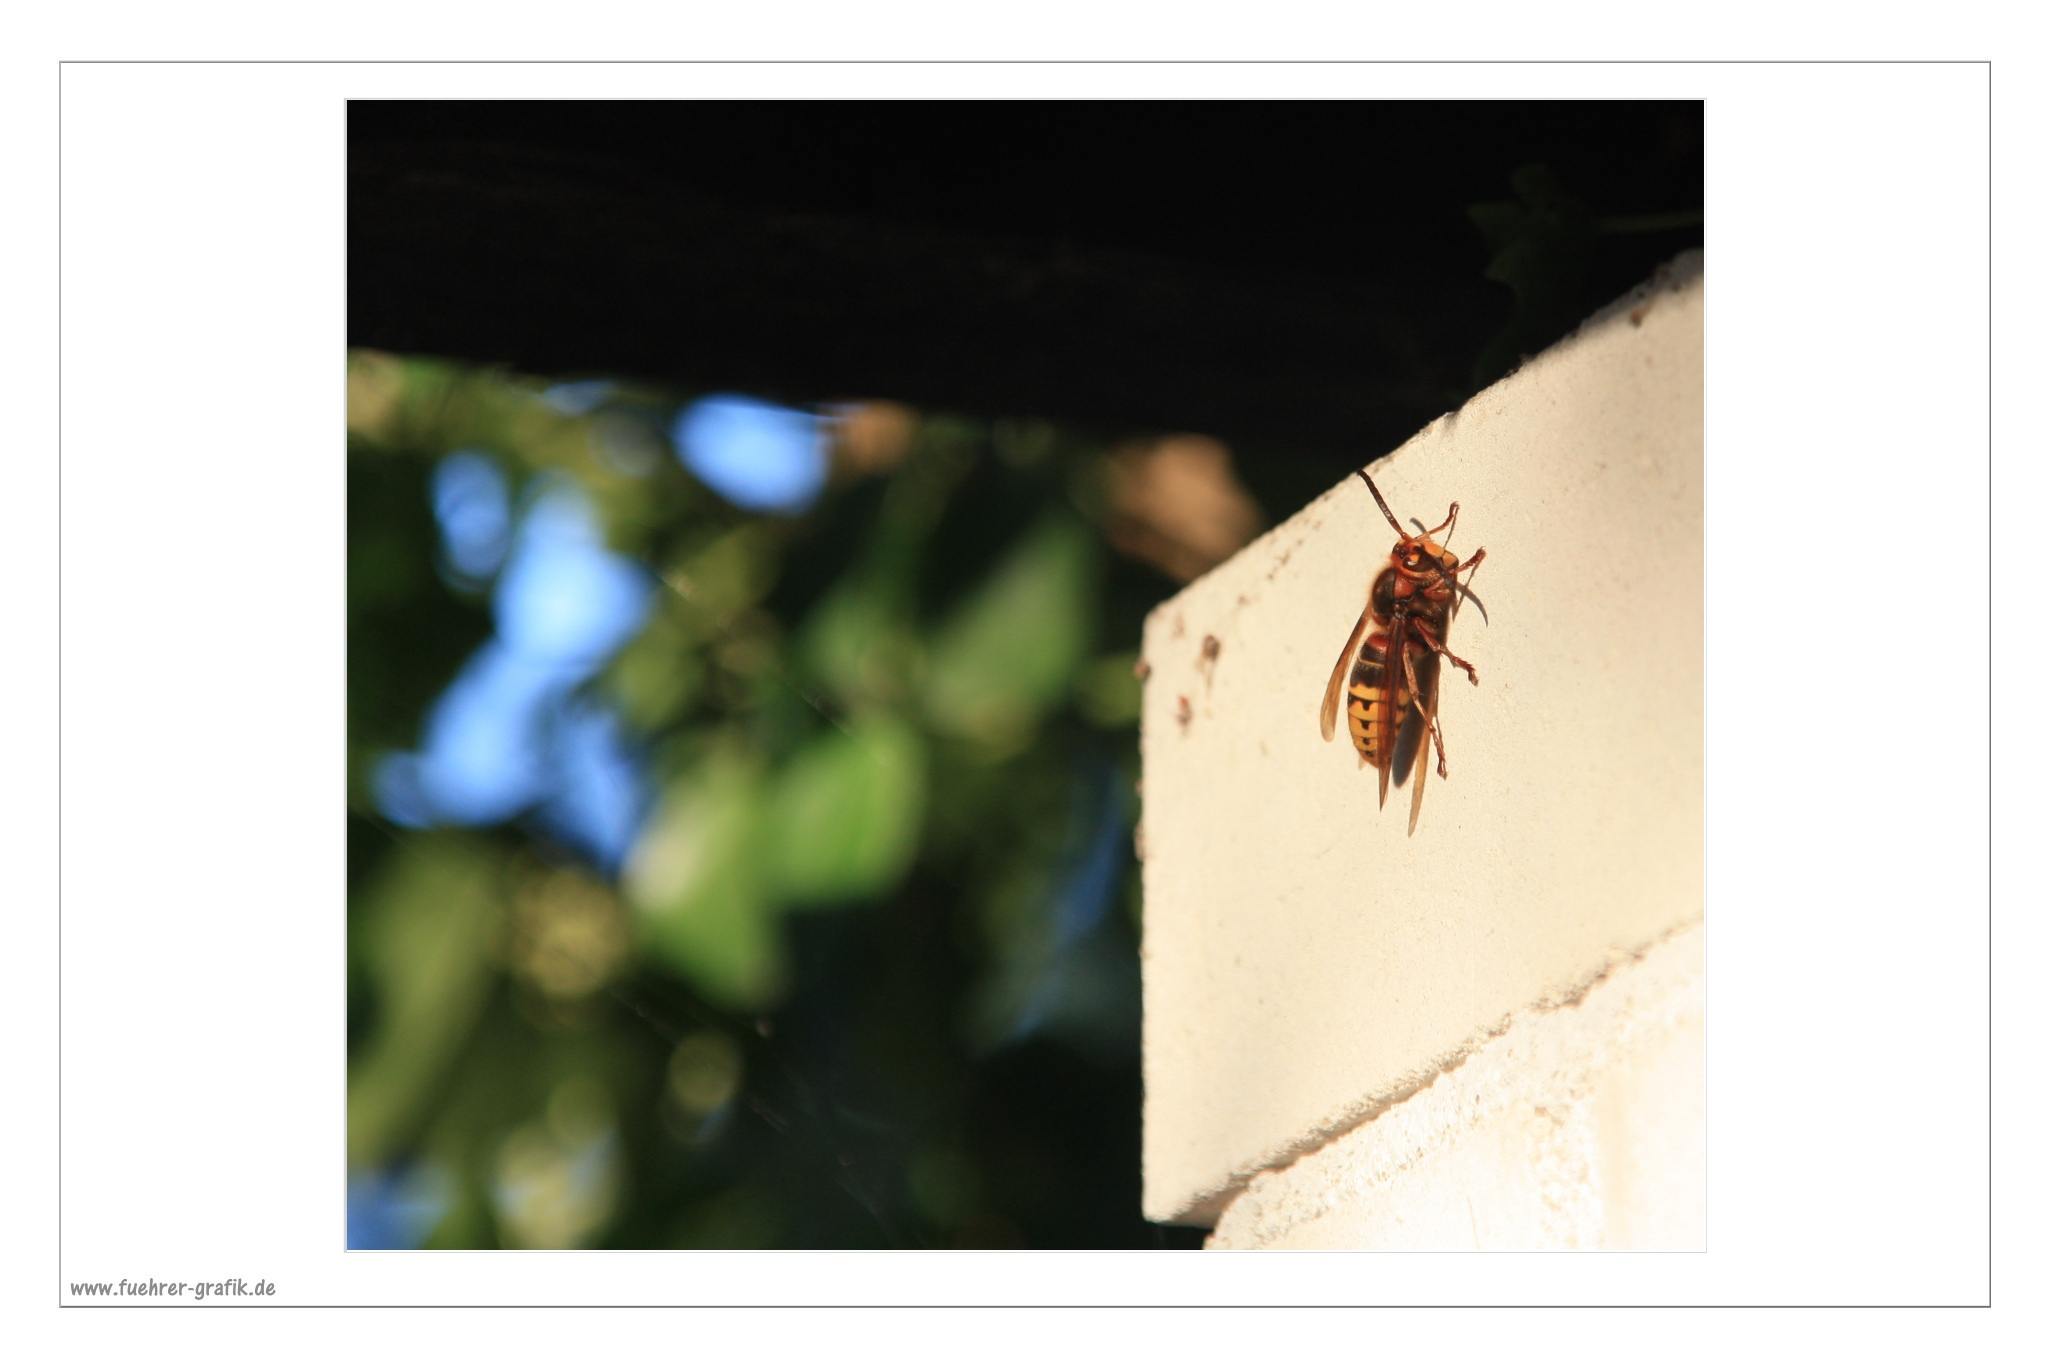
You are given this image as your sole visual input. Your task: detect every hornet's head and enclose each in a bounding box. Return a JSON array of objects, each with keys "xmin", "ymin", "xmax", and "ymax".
[{"xmin": 1358, "ymin": 469, "xmax": 1459, "ymax": 579}]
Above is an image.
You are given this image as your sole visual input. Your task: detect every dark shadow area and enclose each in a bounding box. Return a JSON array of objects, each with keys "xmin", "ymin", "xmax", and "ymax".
[{"xmin": 350, "ymin": 100, "xmax": 1702, "ymax": 519}]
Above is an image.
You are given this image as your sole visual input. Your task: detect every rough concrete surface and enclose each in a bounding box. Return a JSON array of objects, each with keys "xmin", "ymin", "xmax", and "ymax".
[
  {"xmin": 1206, "ymin": 922, "xmax": 1703, "ymax": 1249},
  {"xmin": 1139, "ymin": 256, "xmax": 1703, "ymax": 1227}
]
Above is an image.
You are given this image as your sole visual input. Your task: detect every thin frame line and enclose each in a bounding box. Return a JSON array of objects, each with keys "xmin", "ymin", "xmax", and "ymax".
[{"xmin": 53, "ymin": 64, "xmax": 1993, "ymax": 1308}]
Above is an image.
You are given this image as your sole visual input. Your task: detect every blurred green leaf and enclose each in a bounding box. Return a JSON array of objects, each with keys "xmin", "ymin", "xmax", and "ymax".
[
  {"xmin": 922, "ymin": 514, "xmax": 1096, "ymax": 742},
  {"xmin": 765, "ymin": 713, "xmax": 927, "ymax": 908},
  {"xmin": 349, "ymin": 834, "xmax": 505, "ymax": 1167},
  {"xmin": 667, "ymin": 523, "xmax": 781, "ymax": 627},
  {"xmin": 797, "ymin": 571, "xmax": 916, "ymax": 710},
  {"xmin": 623, "ymin": 752, "xmax": 783, "ymax": 1009},
  {"xmin": 1073, "ymin": 651, "xmax": 1144, "ymax": 729},
  {"xmin": 608, "ymin": 606, "xmax": 706, "ymax": 732}
]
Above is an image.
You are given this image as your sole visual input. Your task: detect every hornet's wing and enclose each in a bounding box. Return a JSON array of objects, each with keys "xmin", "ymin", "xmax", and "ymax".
[{"xmin": 1320, "ymin": 606, "xmax": 1373, "ymax": 744}]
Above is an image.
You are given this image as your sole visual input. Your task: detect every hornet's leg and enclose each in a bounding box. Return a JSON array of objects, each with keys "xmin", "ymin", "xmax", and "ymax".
[
  {"xmin": 1397, "ymin": 648, "xmax": 1450, "ymax": 779},
  {"xmin": 1452, "ymin": 546, "xmax": 1486, "ymax": 587},
  {"xmin": 1398, "ymin": 646, "xmax": 1452, "ymax": 780},
  {"xmin": 1401, "ymin": 644, "xmax": 1427, "ymax": 709},
  {"xmin": 1411, "ymin": 618, "xmax": 1480, "ymax": 686}
]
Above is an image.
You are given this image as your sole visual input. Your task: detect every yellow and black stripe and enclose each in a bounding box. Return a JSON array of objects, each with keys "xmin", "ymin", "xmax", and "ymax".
[{"xmin": 1345, "ymin": 638, "xmax": 1395, "ymax": 769}]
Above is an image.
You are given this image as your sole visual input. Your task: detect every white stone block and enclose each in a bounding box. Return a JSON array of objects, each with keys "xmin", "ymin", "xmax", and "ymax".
[
  {"xmin": 1139, "ymin": 256, "xmax": 1703, "ymax": 1233},
  {"xmin": 1207, "ymin": 922, "xmax": 1703, "ymax": 1249}
]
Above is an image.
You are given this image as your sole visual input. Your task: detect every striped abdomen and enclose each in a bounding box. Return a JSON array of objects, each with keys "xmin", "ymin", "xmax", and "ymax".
[{"xmin": 1344, "ymin": 635, "xmax": 1399, "ymax": 769}]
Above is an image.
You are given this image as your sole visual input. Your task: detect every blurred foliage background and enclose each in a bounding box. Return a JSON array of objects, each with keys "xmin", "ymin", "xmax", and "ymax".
[
  {"xmin": 347, "ymin": 102, "xmax": 1701, "ymax": 1249},
  {"xmin": 348, "ymin": 367, "xmax": 1250, "ymax": 1248}
]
